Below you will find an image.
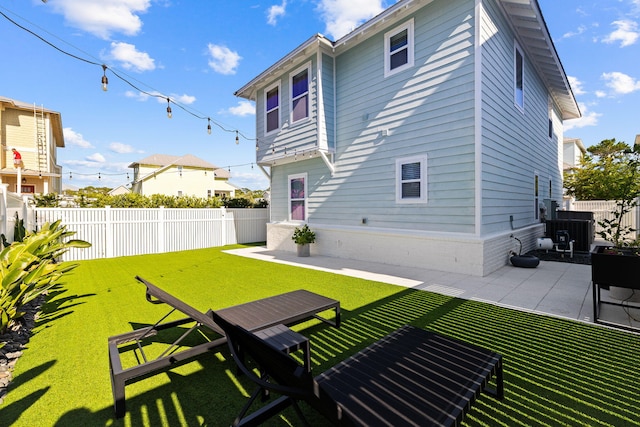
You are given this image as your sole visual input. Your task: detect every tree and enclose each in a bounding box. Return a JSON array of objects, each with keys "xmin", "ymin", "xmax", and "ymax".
[{"xmin": 564, "ymin": 138, "xmax": 640, "ymax": 247}]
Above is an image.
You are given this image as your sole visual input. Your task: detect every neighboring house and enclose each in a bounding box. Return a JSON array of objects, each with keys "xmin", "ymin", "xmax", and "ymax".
[
  {"xmin": 108, "ymin": 185, "xmax": 131, "ymax": 196},
  {"xmin": 0, "ymin": 96, "xmax": 65, "ymax": 195},
  {"xmin": 129, "ymin": 154, "xmax": 235, "ymax": 198},
  {"xmin": 235, "ymin": 0, "xmax": 580, "ymax": 276},
  {"xmin": 563, "ymin": 137, "xmax": 586, "ymax": 171}
]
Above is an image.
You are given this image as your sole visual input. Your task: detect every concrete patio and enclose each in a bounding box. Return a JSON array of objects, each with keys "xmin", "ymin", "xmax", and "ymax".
[{"xmin": 228, "ymin": 246, "xmax": 640, "ymax": 332}]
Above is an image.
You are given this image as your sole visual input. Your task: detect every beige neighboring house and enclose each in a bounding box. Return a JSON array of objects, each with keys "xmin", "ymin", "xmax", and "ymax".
[
  {"xmin": 0, "ymin": 96, "xmax": 64, "ymax": 195},
  {"xmin": 129, "ymin": 154, "xmax": 236, "ymax": 198},
  {"xmin": 108, "ymin": 185, "xmax": 131, "ymax": 196},
  {"xmin": 563, "ymin": 137, "xmax": 586, "ymax": 171}
]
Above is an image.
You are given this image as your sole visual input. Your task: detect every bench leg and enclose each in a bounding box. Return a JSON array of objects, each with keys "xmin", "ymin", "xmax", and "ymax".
[{"xmin": 482, "ymin": 360, "xmax": 504, "ymax": 400}]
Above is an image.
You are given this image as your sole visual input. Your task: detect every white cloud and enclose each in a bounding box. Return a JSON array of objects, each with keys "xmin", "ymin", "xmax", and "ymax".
[
  {"xmin": 50, "ymin": 0, "xmax": 151, "ymax": 39},
  {"xmin": 602, "ymin": 71, "xmax": 640, "ymax": 94},
  {"xmin": 125, "ymin": 90, "xmax": 150, "ymax": 101},
  {"xmin": 228, "ymin": 101, "xmax": 255, "ymax": 117},
  {"xmin": 267, "ymin": 1, "xmax": 287, "ymax": 26},
  {"xmin": 602, "ymin": 20, "xmax": 639, "ymax": 47},
  {"xmin": 595, "ymin": 90, "xmax": 607, "ymax": 98},
  {"xmin": 567, "ymin": 76, "xmax": 586, "ymax": 95},
  {"xmin": 108, "ymin": 42, "xmax": 155, "ymax": 72},
  {"xmin": 87, "ymin": 153, "xmax": 106, "ymax": 163},
  {"xmin": 171, "ymin": 94, "xmax": 196, "ymax": 105},
  {"xmin": 564, "ymin": 102, "xmax": 601, "ymax": 131},
  {"xmin": 562, "ymin": 25, "xmax": 586, "ymax": 39},
  {"xmin": 317, "ymin": 0, "xmax": 386, "ymax": 40},
  {"xmin": 207, "ymin": 44, "xmax": 241, "ymax": 75},
  {"xmin": 109, "ymin": 142, "xmax": 136, "ymax": 153},
  {"xmin": 63, "ymin": 127, "xmax": 93, "ymax": 148}
]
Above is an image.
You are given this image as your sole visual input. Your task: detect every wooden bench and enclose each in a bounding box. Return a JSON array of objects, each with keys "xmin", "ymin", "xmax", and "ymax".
[
  {"xmin": 212, "ymin": 310, "xmax": 504, "ymax": 427},
  {"xmin": 108, "ymin": 276, "xmax": 340, "ymax": 418}
]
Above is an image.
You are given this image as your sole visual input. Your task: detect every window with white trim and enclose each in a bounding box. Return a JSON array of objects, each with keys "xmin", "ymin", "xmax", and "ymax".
[
  {"xmin": 384, "ymin": 19, "xmax": 414, "ymax": 77},
  {"xmin": 396, "ymin": 155, "xmax": 427, "ymax": 203},
  {"xmin": 289, "ymin": 173, "xmax": 307, "ymax": 221},
  {"xmin": 265, "ymin": 83, "xmax": 280, "ymax": 134},
  {"xmin": 514, "ymin": 43, "xmax": 524, "ymax": 110},
  {"xmin": 290, "ymin": 64, "xmax": 310, "ymax": 123}
]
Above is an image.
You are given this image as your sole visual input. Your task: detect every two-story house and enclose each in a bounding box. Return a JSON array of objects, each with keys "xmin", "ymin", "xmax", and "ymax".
[
  {"xmin": 129, "ymin": 154, "xmax": 236, "ymax": 198},
  {"xmin": 235, "ymin": 0, "xmax": 580, "ymax": 276},
  {"xmin": 0, "ymin": 96, "xmax": 64, "ymax": 195}
]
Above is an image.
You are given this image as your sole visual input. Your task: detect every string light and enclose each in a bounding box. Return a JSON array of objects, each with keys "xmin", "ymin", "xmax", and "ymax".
[
  {"xmin": 207, "ymin": 118, "xmax": 212, "ymax": 135},
  {"xmin": 0, "ymin": 10, "xmax": 258, "ymax": 144},
  {"xmin": 101, "ymin": 64, "xmax": 108, "ymax": 91},
  {"xmin": 166, "ymin": 98, "xmax": 172, "ymax": 119}
]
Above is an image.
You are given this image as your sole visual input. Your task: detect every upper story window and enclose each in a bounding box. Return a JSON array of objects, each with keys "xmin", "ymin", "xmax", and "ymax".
[
  {"xmin": 291, "ymin": 64, "xmax": 310, "ymax": 123},
  {"xmin": 265, "ymin": 82, "xmax": 280, "ymax": 134},
  {"xmin": 514, "ymin": 43, "xmax": 524, "ymax": 110},
  {"xmin": 384, "ymin": 19, "xmax": 414, "ymax": 78},
  {"xmin": 396, "ymin": 155, "xmax": 427, "ymax": 204},
  {"xmin": 289, "ymin": 173, "xmax": 307, "ymax": 221}
]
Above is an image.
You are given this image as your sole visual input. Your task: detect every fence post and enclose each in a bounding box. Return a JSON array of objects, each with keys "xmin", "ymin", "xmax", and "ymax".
[
  {"xmin": 105, "ymin": 206, "xmax": 113, "ymax": 258},
  {"xmin": 158, "ymin": 206, "xmax": 165, "ymax": 253},
  {"xmin": 221, "ymin": 207, "xmax": 227, "ymax": 246}
]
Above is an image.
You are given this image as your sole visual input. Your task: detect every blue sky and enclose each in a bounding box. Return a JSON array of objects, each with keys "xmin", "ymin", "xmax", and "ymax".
[{"xmin": 0, "ymin": 0, "xmax": 639, "ymax": 190}]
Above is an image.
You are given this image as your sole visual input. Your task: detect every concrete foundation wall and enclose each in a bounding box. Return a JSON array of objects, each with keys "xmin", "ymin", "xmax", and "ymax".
[{"xmin": 268, "ymin": 222, "xmax": 545, "ymax": 277}]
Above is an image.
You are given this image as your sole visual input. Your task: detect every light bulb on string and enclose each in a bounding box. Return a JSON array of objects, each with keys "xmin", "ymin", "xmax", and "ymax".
[
  {"xmin": 166, "ymin": 98, "xmax": 172, "ymax": 119},
  {"xmin": 101, "ymin": 64, "xmax": 109, "ymax": 91},
  {"xmin": 98, "ymin": 172, "xmax": 101, "ymax": 180},
  {"xmin": 207, "ymin": 118, "xmax": 212, "ymax": 135},
  {"xmin": 256, "ymin": 140, "xmax": 259, "ymax": 151},
  {"xmin": 126, "ymin": 173, "xmax": 130, "ymax": 180},
  {"xmin": 69, "ymin": 172, "xmax": 72, "ymax": 179},
  {"xmin": 235, "ymin": 131, "xmax": 239, "ymax": 145}
]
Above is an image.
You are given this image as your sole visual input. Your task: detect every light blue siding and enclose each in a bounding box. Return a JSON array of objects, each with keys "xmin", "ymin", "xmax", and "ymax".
[
  {"xmin": 480, "ymin": 0, "xmax": 563, "ymax": 234},
  {"xmin": 293, "ymin": 0, "xmax": 477, "ymax": 232}
]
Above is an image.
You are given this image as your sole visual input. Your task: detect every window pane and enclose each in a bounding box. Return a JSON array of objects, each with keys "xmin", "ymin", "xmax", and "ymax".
[
  {"xmin": 267, "ymin": 110, "xmax": 279, "ymax": 132},
  {"xmin": 290, "ymin": 177, "xmax": 305, "ymax": 199},
  {"xmin": 292, "ymin": 70, "xmax": 308, "ymax": 99},
  {"xmin": 402, "ymin": 162, "xmax": 421, "ymax": 180},
  {"xmin": 292, "ymin": 95, "xmax": 308, "ymax": 122},
  {"xmin": 390, "ymin": 30, "xmax": 408, "ymax": 53},
  {"xmin": 390, "ymin": 50, "xmax": 408, "ymax": 70},
  {"xmin": 266, "ymin": 87, "xmax": 279, "ymax": 111},
  {"xmin": 402, "ymin": 182, "xmax": 421, "ymax": 199},
  {"xmin": 291, "ymin": 201, "xmax": 305, "ymax": 221}
]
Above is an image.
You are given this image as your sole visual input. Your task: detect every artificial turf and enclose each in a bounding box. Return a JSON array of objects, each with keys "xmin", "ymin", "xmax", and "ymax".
[{"xmin": 1, "ymin": 244, "xmax": 639, "ymax": 426}]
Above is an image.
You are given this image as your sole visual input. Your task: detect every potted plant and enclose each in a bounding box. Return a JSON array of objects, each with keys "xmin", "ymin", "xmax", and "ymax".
[{"xmin": 292, "ymin": 224, "xmax": 315, "ymax": 257}]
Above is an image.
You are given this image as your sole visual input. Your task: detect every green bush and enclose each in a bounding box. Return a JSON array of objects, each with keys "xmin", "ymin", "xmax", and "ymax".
[{"xmin": 0, "ymin": 220, "xmax": 91, "ymax": 334}]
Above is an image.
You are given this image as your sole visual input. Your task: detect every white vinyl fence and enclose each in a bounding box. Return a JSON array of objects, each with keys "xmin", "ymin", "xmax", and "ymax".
[
  {"xmin": 31, "ymin": 207, "xmax": 269, "ymax": 261},
  {"xmin": 569, "ymin": 199, "xmax": 640, "ymax": 240}
]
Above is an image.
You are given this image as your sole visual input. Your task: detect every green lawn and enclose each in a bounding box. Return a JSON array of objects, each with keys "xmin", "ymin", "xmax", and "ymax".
[{"xmin": 2, "ymin": 244, "xmax": 639, "ymax": 426}]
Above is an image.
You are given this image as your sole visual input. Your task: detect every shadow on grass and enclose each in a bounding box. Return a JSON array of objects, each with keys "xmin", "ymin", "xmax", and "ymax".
[
  {"xmin": 34, "ymin": 286, "xmax": 96, "ymax": 332},
  {"xmin": 1, "ymin": 361, "xmax": 55, "ymax": 427},
  {"xmin": 46, "ymin": 287, "xmax": 640, "ymax": 426}
]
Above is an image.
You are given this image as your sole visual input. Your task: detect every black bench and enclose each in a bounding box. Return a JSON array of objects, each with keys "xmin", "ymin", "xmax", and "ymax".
[{"xmin": 212, "ymin": 311, "xmax": 504, "ymax": 426}]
